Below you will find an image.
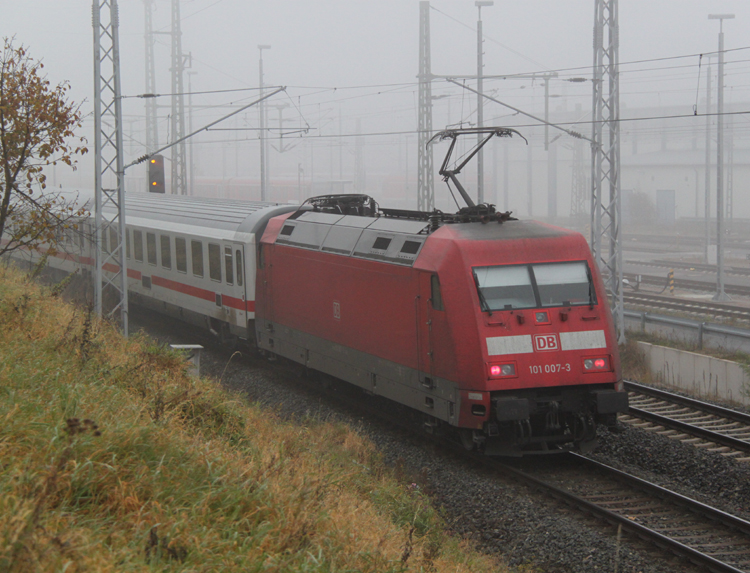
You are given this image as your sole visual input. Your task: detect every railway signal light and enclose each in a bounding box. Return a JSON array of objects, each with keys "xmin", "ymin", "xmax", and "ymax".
[{"xmin": 148, "ymin": 154, "xmax": 165, "ymax": 193}]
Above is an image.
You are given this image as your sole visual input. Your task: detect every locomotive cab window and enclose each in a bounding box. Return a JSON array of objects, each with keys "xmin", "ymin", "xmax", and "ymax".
[
  {"xmin": 191, "ymin": 240, "xmax": 204, "ymax": 278},
  {"xmin": 175, "ymin": 238, "xmax": 187, "ymax": 273},
  {"xmin": 473, "ymin": 261, "xmax": 595, "ymax": 312},
  {"xmin": 208, "ymin": 243, "xmax": 221, "ymax": 282},
  {"xmin": 147, "ymin": 233, "xmax": 157, "ymax": 266},
  {"xmin": 161, "ymin": 235, "xmax": 171, "ymax": 270},
  {"xmin": 474, "ymin": 265, "xmax": 536, "ymax": 310},
  {"xmin": 533, "ymin": 262, "xmax": 594, "ymax": 307},
  {"xmin": 133, "ymin": 231, "xmax": 143, "ymax": 262}
]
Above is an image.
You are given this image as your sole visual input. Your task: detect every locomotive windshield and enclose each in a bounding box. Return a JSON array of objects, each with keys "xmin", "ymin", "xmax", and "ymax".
[{"xmin": 473, "ymin": 261, "xmax": 595, "ymax": 311}]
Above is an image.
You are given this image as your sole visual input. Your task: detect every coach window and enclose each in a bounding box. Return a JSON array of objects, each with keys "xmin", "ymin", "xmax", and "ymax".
[
  {"xmin": 147, "ymin": 233, "xmax": 157, "ymax": 265},
  {"xmin": 109, "ymin": 227, "xmax": 118, "ymax": 255},
  {"xmin": 236, "ymin": 250, "xmax": 243, "ymax": 287},
  {"xmin": 101, "ymin": 228, "xmax": 108, "ymax": 254},
  {"xmin": 191, "ymin": 240, "xmax": 204, "ymax": 277},
  {"xmin": 430, "ymin": 275, "xmax": 444, "ymax": 311},
  {"xmin": 134, "ymin": 230, "xmax": 144, "ymax": 262},
  {"xmin": 208, "ymin": 243, "xmax": 221, "ymax": 282},
  {"xmin": 175, "ymin": 237, "xmax": 187, "ymax": 273},
  {"xmin": 224, "ymin": 246, "xmax": 233, "ymax": 285},
  {"xmin": 125, "ymin": 229, "xmax": 131, "ymax": 259},
  {"xmin": 161, "ymin": 235, "xmax": 171, "ymax": 270}
]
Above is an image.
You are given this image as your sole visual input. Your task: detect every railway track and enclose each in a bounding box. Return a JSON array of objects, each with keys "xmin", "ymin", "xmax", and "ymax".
[
  {"xmin": 622, "ymin": 381, "xmax": 750, "ymax": 461},
  {"xmin": 494, "ymin": 454, "xmax": 750, "ymax": 573},
  {"xmin": 622, "ymin": 291, "xmax": 750, "ymax": 321},
  {"xmin": 628, "ymin": 259, "xmax": 750, "ymax": 278},
  {"xmin": 302, "ymin": 374, "xmax": 750, "ymax": 571},
  {"xmin": 621, "ymin": 272, "xmax": 750, "ymax": 298},
  {"xmin": 132, "ymin": 307, "xmax": 750, "ymax": 571}
]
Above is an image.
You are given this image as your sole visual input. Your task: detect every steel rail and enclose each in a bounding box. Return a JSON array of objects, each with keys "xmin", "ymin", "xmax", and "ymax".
[
  {"xmin": 625, "ymin": 381, "xmax": 750, "ymax": 426},
  {"xmin": 623, "ymin": 273, "xmax": 750, "ymax": 297},
  {"xmin": 628, "ymin": 259, "xmax": 750, "ymax": 278},
  {"xmin": 487, "ymin": 453, "xmax": 750, "ymax": 573},
  {"xmin": 622, "ymin": 292, "xmax": 750, "ymax": 321}
]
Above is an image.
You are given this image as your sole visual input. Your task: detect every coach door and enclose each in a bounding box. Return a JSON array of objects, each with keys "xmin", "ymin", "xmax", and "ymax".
[{"xmin": 223, "ymin": 243, "xmax": 249, "ymax": 328}]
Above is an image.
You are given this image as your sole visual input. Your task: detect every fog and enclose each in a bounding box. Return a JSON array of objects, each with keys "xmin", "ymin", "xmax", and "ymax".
[{"xmin": 5, "ymin": 0, "xmax": 750, "ymax": 224}]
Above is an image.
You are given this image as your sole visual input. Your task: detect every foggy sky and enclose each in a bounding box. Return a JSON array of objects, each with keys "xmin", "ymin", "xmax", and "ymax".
[{"xmin": 4, "ymin": 0, "xmax": 750, "ymax": 216}]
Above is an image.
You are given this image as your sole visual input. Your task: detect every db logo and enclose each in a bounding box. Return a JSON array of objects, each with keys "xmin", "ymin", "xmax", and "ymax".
[
  {"xmin": 534, "ymin": 334, "xmax": 559, "ymax": 352},
  {"xmin": 333, "ymin": 301, "xmax": 341, "ymax": 320}
]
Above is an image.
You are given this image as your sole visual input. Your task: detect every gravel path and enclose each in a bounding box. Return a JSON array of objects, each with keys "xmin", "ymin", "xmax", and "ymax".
[{"xmin": 132, "ymin": 309, "xmax": 743, "ymax": 572}]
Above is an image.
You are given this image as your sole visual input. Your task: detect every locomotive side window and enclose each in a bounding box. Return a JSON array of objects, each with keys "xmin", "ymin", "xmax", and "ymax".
[
  {"xmin": 191, "ymin": 240, "xmax": 204, "ymax": 277},
  {"xmin": 474, "ymin": 265, "xmax": 536, "ymax": 310},
  {"xmin": 430, "ymin": 275, "xmax": 444, "ymax": 311},
  {"xmin": 236, "ymin": 250, "xmax": 243, "ymax": 287},
  {"xmin": 224, "ymin": 247, "xmax": 233, "ymax": 285},
  {"xmin": 134, "ymin": 230, "xmax": 144, "ymax": 262},
  {"xmin": 175, "ymin": 238, "xmax": 187, "ymax": 273},
  {"xmin": 125, "ymin": 229, "xmax": 130, "ymax": 259},
  {"xmin": 147, "ymin": 233, "xmax": 157, "ymax": 265},
  {"xmin": 101, "ymin": 229, "xmax": 108, "ymax": 254},
  {"xmin": 161, "ymin": 235, "xmax": 171, "ymax": 270},
  {"xmin": 532, "ymin": 262, "xmax": 594, "ymax": 307},
  {"xmin": 208, "ymin": 243, "xmax": 221, "ymax": 282}
]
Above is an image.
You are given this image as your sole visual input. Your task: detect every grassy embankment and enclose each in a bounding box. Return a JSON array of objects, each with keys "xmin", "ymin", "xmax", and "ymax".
[{"xmin": 0, "ymin": 264, "xmax": 506, "ymax": 573}]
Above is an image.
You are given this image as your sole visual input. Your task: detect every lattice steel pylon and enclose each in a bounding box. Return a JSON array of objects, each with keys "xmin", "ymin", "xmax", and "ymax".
[
  {"xmin": 92, "ymin": 0, "xmax": 128, "ymax": 335},
  {"xmin": 417, "ymin": 1, "xmax": 434, "ymax": 211},
  {"xmin": 570, "ymin": 138, "xmax": 588, "ymax": 219},
  {"xmin": 590, "ymin": 0, "xmax": 624, "ymax": 343},
  {"xmin": 170, "ymin": 0, "xmax": 187, "ymax": 195},
  {"xmin": 143, "ymin": 0, "xmax": 158, "ymax": 154}
]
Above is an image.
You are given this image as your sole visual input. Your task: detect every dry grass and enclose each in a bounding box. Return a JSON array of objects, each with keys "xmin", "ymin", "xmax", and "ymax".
[{"xmin": 0, "ymin": 265, "xmax": 507, "ymax": 573}]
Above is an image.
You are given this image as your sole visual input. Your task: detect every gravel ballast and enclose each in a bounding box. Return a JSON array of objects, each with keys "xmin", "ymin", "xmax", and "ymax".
[{"xmin": 132, "ymin": 310, "xmax": 743, "ymax": 572}]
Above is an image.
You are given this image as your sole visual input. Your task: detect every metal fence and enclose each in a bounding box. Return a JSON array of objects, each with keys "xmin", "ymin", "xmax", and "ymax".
[{"xmin": 624, "ymin": 310, "xmax": 750, "ymax": 354}]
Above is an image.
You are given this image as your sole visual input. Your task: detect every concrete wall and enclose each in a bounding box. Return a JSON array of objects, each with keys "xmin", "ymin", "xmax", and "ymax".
[{"xmin": 638, "ymin": 341, "xmax": 750, "ymax": 407}]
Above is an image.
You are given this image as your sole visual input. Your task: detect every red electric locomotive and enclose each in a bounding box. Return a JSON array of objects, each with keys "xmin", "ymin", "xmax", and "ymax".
[{"xmin": 254, "ymin": 128, "xmax": 628, "ymax": 455}]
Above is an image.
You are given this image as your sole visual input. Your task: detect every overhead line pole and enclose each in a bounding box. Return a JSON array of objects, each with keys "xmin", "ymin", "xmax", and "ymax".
[
  {"xmin": 709, "ymin": 13, "xmax": 734, "ymax": 302},
  {"xmin": 93, "ymin": 0, "xmax": 128, "ymax": 335},
  {"xmin": 417, "ymin": 1, "xmax": 434, "ymax": 211},
  {"xmin": 591, "ymin": 0, "xmax": 624, "ymax": 343},
  {"xmin": 475, "ymin": 1, "xmax": 493, "ymax": 204}
]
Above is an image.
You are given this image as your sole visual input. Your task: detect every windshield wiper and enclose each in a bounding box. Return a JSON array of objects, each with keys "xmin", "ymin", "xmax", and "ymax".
[
  {"xmin": 586, "ymin": 267, "xmax": 595, "ymax": 309},
  {"xmin": 472, "ymin": 271, "xmax": 493, "ymax": 316}
]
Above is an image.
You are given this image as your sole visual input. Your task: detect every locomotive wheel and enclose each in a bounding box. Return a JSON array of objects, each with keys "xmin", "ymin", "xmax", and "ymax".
[{"xmin": 459, "ymin": 429, "xmax": 476, "ymax": 451}]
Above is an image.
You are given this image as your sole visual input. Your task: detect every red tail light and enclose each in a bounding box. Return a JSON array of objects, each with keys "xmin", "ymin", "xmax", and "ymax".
[
  {"xmin": 583, "ymin": 356, "xmax": 611, "ymax": 372},
  {"xmin": 488, "ymin": 362, "xmax": 517, "ymax": 378}
]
